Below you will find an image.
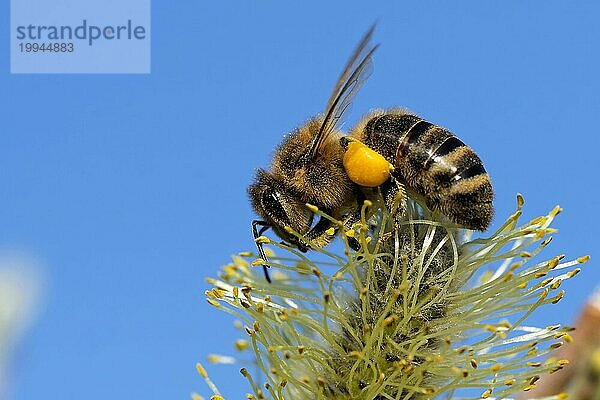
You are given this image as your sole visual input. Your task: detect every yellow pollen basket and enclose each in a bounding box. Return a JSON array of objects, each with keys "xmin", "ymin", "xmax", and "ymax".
[{"xmin": 343, "ymin": 139, "xmax": 394, "ymax": 187}]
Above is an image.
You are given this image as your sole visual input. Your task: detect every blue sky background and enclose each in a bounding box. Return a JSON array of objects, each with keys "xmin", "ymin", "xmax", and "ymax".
[{"xmin": 1, "ymin": 1, "xmax": 599, "ymax": 399}]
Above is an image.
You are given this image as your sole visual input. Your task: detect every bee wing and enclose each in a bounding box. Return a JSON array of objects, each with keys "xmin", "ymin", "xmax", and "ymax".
[{"xmin": 308, "ymin": 24, "xmax": 379, "ymax": 159}]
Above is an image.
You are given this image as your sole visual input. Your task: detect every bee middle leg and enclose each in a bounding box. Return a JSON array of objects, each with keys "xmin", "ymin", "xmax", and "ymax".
[{"xmin": 380, "ymin": 176, "xmax": 407, "ymax": 225}]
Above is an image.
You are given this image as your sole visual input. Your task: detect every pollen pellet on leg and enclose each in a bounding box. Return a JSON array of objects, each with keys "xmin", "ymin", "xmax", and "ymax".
[{"xmin": 343, "ymin": 139, "xmax": 394, "ymax": 187}]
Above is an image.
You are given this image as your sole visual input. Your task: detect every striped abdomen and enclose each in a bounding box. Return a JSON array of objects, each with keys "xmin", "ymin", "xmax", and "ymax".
[{"xmin": 354, "ymin": 110, "xmax": 494, "ymax": 230}]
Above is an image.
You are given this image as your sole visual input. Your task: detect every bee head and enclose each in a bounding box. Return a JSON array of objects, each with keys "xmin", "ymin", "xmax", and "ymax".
[{"xmin": 248, "ymin": 169, "xmax": 314, "ymax": 250}]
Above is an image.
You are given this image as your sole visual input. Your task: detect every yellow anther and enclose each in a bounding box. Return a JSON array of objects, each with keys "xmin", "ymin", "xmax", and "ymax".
[
  {"xmin": 207, "ymin": 299, "xmax": 220, "ymax": 307},
  {"xmin": 343, "ymin": 138, "xmax": 394, "ymax": 187},
  {"xmin": 490, "ymin": 364, "xmax": 502, "ymax": 372},
  {"xmin": 196, "ymin": 363, "xmax": 208, "ymax": 378},
  {"xmin": 384, "ymin": 314, "xmax": 398, "ymax": 326},
  {"xmin": 305, "ymin": 203, "xmax": 319, "ymax": 213},
  {"xmin": 548, "ymin": 257, "xmax": 560, "ymax": 269},
  {"xmin": 235, "ymin": 339, "xmax": 249, "ymax": 351},
  {"xmin": 255, "ymin": 236, "xmax": 270, "ymax": 244},
  {"xmin": 516, "ymin": 193, "xmax": 525, "ymax": 208},
  {"xmin": 540, "ymin": 278, "xmax": 553, "ymax": 287},
  {"xmin": 510, "ymin": 261, "xmax": 523, "ymax": 271},
  {"xmin": 567, "ymin": 268, "xmax": 581, "ymax": 278},
  {"xmin": 481, "ymin": 388, "xmax": 492, "ymax": 398},
  {"xmin": 232, "ymin": 256, "xmax": 249, "ymax": 267},
  {"xmin": 550, "ymin": 205, "xmax": 563, "ymax": 216},
  {"xmin": 240, "ymin": 300, "xmax": 251, "ymax": 309},
  {"xmin": 527, "ymin": 347, "xmax": 538, "ymax": 356},
  {"xmin": 552, "ymin": 290, "xmax": 565, "ymax": 304},
  {"xmin": 348, "ymin": 350, "xmax": 362, "ymax": 358},
  {"xmin": 345, "ymin": 229, "xmax": 355, "ymax": 238},
  {"xmin": 325, "ymin": 227, "xmax": 335, "ymax": 235},
  {"xmin": 502, "ymin": 272, "xmax": 514, "ymax": 282},
  {"xmin": 577, "ymin": 255, "xmax": 590, "ymax": 263},
  {"xmin": 207, "ymin": 354, "xmax": 223, "ymax": 363},
  {"xmin": 279, "ymin": 309, "xmax": 289, "ymax": 321},
  {"xmin": 530, "ymin": 216, "xmax": 544, "ymax": 225},
  {"xmin": 264, "ymin": 248, "xmax": 275, "ymax": 258}
]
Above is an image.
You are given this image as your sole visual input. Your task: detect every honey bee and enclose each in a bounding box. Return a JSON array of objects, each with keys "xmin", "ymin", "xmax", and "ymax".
[{"xmin": 248, "ymin": 25, "xmax": 493, "ymax": 281}]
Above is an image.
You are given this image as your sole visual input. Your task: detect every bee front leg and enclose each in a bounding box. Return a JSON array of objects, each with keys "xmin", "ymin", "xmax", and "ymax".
[{"xmin": 252, "ymin": 220, "xmax": 273, "ymax": 283}]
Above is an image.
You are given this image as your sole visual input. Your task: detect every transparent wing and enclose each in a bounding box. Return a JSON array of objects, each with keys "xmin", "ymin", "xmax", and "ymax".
[{"xmin": 308, "ymin": 24, "xmax": 379, "ymax": 159}]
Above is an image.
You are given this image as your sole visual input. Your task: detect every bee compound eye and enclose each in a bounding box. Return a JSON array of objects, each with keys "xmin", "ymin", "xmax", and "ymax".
[{"xmin": 261, "ymin": 189, "xmax": 289, "ymax": 224}]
